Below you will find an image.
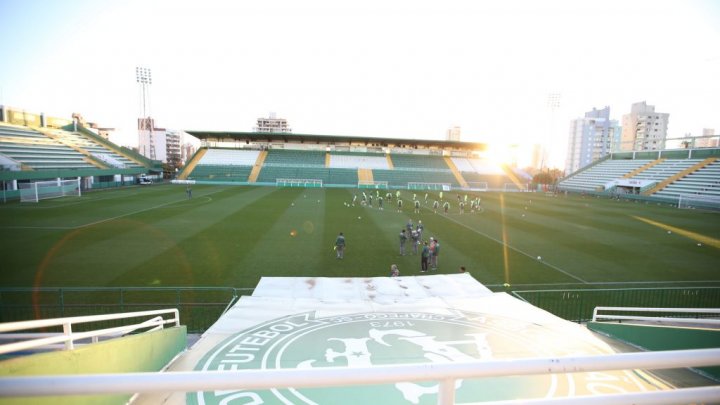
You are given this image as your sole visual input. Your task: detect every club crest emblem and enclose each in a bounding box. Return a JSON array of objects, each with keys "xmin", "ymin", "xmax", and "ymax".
[{"xmin": 190, "ymin": 311, "xmax": 654, "ymax": 404}]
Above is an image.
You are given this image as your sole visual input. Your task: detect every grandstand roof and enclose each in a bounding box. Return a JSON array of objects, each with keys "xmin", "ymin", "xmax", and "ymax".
[{"xmin": 185, "ymin": 130, "xmax": 486, "ymax": 151}]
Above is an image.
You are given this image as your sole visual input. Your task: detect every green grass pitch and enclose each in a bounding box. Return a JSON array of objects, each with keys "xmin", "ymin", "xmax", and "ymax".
[{"xmin": 1, "ymin": 184, "xmax": 719, "ymax": 291}]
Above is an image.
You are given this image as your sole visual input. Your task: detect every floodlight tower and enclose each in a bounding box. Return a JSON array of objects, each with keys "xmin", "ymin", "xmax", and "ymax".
[
  {"xmin": 542, "ymin": 92, "xmax": 561, "ymax": 170},
  {"xmin": 136, "ymin": 66, "xmax": 155, "ymax": 160},
  {"xmin": 136, "ymin": 66, "xmax": 152, "ymax": 117}
]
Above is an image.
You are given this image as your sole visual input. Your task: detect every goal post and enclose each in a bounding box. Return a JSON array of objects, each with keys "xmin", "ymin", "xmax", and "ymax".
[
  {"xmin": 19, "ymin": 178, "xmax": 81, "ymax": 203},
  {"xmin": 357, "ymin": 180, "xmax": 389, "ymax": 189},
  {"xmin": 503, "ymin": 183, "xmax": 525, "ymax": 192},
  {"xmin": 276, "ymin": 178, "xmax": 323, "ymax": 188},
  {"xmin": 467, "ymin": 182, "xmax": 489, "ymax": 191},
  {"xmin": 407, "ymin": 182, "xmax": 451, "ymax": 191},
  {"xmin": 677, "ymin": 194, "xmax": 720, "ymax": 211}
]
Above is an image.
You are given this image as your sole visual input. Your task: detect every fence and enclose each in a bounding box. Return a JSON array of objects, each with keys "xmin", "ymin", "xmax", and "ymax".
[
  {"xmin": 1, "ymin": 348, "xmax": 719, "ymax": 404},
  {"xmin": 0, "ymin": 287, "xmax": 252, "ymax": 333},
  {"xmin": 511, "ymin": 287, "xmax": 720, "ymax": 323},
  {"xmin": 0, "ymin": 308, "xmax": 179, "ymax": 354},
  {"xmin": 4, "ymin": 287, "xmax": 717, "ymax": 331}
]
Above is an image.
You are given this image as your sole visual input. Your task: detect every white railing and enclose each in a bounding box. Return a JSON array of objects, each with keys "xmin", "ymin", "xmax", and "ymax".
[
  {"xmin": 0, "ymin": 348, "xmax": 719, "ymax": 404},
  {"xmin": 592, "ymin": 306, "xmax": 720, "ymax": 325},
  {"xmin": 0, "ymin": 308, "xmax": 179, "ymax": 355}
]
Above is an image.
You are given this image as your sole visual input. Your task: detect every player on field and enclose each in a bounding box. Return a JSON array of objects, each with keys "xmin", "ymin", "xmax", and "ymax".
[
  {"xmin": 399, "ymin": 229, "xmax": 408, "ymax": 255},
  {"xmin": 414, "ymin": 199, "xmax": 421, "ymax": 214},
  {"xmin": 433, "ymin": 200, "xmax": 439, "ymax": 213},
  {"xmin": 420, "ymin": 241, "xmax": 430, "ymax": 272},
  {"xmin": 443, "ymin": 201, "xmax": 450, "ymax": 213},
  {"xmin": 411, "ymin": 229, "xmax": 420, "ymax": 254},
  {"xmin": 335, "ymin": 232, "xmax": 346, "ymax": 259}
]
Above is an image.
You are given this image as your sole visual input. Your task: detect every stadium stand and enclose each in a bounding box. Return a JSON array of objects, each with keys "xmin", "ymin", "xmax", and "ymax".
[
  {"xmin": 629, "ymin": 159, "xmax": 701, "ymax": 182},
  {"xmin": 186, "ymin": 148, "xmax": 531, "ymax": 189},
  {"xmin": 42, "ymin": 128, "xmax": 144, "ymax": 169},
  {"xmin": 653, "ymin": 158, "xmax": 720, "ymax": 199},
  {"xmin": 199, "ymin": 149, "xmax": 260, "ymax": 166},
  {"xmin": 390, "ymin": 153, "xmax": 449, "ymax": 170},
  {"xmin": 559, "ymin": 152, "xmax": 720, "ymax": 205},
  {"xmin": 558, "ymin": 158, "xmax": 651, "ymax": 192},
  {"xmin": 0, "ymin": 124, "xmax": 96, "ymax": 170},
  {"xmin": 262, "ymin": 149, "xmax": 325, "ymax": 167},
  {"xmin": 188, "ymin": 149, "xmax": 261, "ymax": 182},
  {"xmin": 328, "ymin": 151, "xmax": 389, "ymax": 170}
]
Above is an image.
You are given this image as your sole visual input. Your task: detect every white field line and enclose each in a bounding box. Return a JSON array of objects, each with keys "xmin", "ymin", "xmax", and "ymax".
[
  {"xmin": 485, "ymin": 280, "xmax": 720, "ymax": 287},
  {"xmin": 5, "ymin": 192, "xmax": 140, "ymax": 210},
  {"xmin": 0, "ymin": 188, "xmax": 228, "ymax": 231},
  {"xmin": 425, "ymin": 207, "xmax": 589, "ymax": 284},
  {"xmin": 72, "ymin": 189, "xmax": 227, "ymax": 230}
]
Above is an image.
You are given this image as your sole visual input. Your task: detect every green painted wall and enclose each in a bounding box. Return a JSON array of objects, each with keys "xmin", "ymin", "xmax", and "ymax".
[
  {"xmin": 587, "ymin": 322, "xmax": 720, "ymax": 380},
  {"xmin": 0, "ymin": 326, "xmax": 186, "ymax": 405}
]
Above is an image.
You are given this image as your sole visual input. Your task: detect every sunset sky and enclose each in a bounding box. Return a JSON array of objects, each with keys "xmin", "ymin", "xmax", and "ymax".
[{"xmin": 1, "ymin": 0, "xmax": 718, "ymax": 167}]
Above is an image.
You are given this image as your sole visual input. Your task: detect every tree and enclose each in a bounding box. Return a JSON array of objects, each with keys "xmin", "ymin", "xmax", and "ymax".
[{"xmin": 532, "ymin": 168, "xmax": 563, "ymax": 185}]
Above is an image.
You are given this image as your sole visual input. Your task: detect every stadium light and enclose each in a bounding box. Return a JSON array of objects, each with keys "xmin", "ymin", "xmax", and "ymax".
[
  {"xmin": 135, "ymin": 67, "xmax": 152, "ymax": 85},
  {"xmin": 136, "ymin": 66, "xmax": 152, "ymax": 118},
  {"xmin": 542, "ymin": 92, "xmax": 561, "ymax": 170}
]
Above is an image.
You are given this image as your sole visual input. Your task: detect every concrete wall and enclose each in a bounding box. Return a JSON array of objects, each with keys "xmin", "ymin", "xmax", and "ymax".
[
  {"xmin": 0, "ymin": 326, "xmax": 186, "ymax": 405},
  {"xmin": 588, "ymin": 322, "xmax": 720, "ymax": 380}
]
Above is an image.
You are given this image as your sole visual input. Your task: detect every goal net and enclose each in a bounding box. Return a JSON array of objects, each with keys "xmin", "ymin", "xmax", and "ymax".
[
  {"xmin": 677, "ymin": 194, "xmax": 720, "ymax": 211},
  {"xmin": 20, "ymin": 178, "xmax": 81, "ymax": 203},
  {"xmin": 358, "ymin": 180, "xmax": 389, "ymax": 189},
  {"xmin": 467, "ymin": 182, "xmax": 489, "ymax": 191},
  {"xmin": 408, "ymin": 182, "xmax": 451, "ymax": 191},
  {"xmin": 503, "ymin": 183, "xmax": 525, "ymax": 192},
  {"xmin": 276, "ymin": 178, "xmax": 323, "ymax": 188}
]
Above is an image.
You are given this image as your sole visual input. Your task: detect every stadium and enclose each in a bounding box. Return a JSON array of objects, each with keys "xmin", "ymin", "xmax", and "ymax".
[{"xmin": 1, "ymin": 103, "xmax": 719, "ymax": 405}]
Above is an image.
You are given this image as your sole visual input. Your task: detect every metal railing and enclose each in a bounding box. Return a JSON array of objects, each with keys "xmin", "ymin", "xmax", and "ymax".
[
  {"xmin": 511, "ymin": 287, "xmax": 720, "ymax": 323},
  {"xmin": 592, "ymin": 306, "xmax": 720, "ymax": 325},
  {"xmin": 0, "ymin": 348, "xmax": 718, "ymax": 404},
  {"xmin": 0, "ymin": 286, "xmax": 250, "ymax": 333},
  {"xmin": 0, "ymin": 308, "xmax": 179, "ymax": 355}
]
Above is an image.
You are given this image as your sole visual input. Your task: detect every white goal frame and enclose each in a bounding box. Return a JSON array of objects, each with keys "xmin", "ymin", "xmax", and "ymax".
[
  {"xmin": 276, "ymin": 178, "xmax": 323, "ymax": 188},
  {"xmin": 20, "ymin": 178, "xmax": 81, "ymax": 203},
  {"xmin": 503, "ymin": 182, "xmax": 525, "ymax": 192},
  {"xmin": 357, "ymin": 180, "xmax": 389, "ymax": 189},
  {"xmin": 408, "ymin": 182, "xmax": 451, "ymax": 191},
  {"xmin": 677, "ymin": 194, "xmax": 720, "ymax": 211},
  {"xmin": 467, "ymin": 182, "xmax": 489, "ymax": 191}
]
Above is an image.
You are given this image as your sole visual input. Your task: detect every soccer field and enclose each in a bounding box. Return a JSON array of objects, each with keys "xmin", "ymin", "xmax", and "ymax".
[{"xmin": 1, "ymin": 183, "xmax": 719, "ymax": 291}]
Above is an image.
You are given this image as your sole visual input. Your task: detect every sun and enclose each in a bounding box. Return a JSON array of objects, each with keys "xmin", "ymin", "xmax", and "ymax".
[{"xmin": 475, "ymin": 143, "xmax": 520, "ymax": 167}]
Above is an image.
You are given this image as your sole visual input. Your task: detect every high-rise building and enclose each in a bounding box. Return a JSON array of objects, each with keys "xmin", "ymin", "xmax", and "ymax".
[
  {"xmin": 530, "ymin": 144, "xmax": 543, "ymax": 170},
  {"xmin": 138, "ymin": 117, "xmax": 163, "ymax": 161},
  {"xmin": 446, "ymin": 126, "xmax": 461, "ymax": 141},
  {"xmin": 138, "ymin": 123, "xmax": 185, "ymax": 168},
  {"xmin": 696, "ymin": 128, "xmax": 719, "ymax": 148},
  {"xmin": 565, "ymin": 107, "xmax": 621, "ymax": 174},
  {"xmin": 182, "ymin": 142, "xmax": 197, "ymax": 165},
  {"xmin": 254, "ymin": 112, "xmax": 292, "ymax": 133},
  {"xmin": 620, "ymin": 101, "xmax": 669, "ymax": 151},
  {"xmin": 165, "ymin": 130, "xmax": 182, "ymax": 169}
]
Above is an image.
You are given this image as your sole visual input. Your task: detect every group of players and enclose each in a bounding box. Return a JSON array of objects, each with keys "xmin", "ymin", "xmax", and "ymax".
[
  {"xmin": 340, "ymin": 189, "xmax": 484, "ymax": 275},
  {"xmin": 398, "ymin": 218, "xmax": 439, "ymax": 273},
  {"xmin": 351, "ymin": 190, "xmax": 483, "ymax": 215}
]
